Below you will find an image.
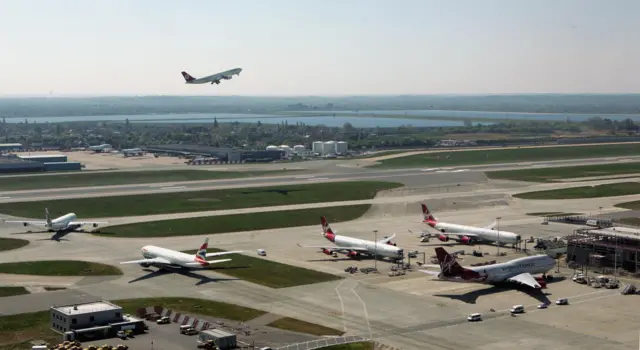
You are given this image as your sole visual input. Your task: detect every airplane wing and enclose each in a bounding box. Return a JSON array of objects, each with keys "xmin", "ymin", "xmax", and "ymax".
[
  {"xmin": 69, "ymin": 221, "xmax": 108, "ymax": 226},
  {"xmin": 377, "ymin": 233, "xmax": 396, "ymax": 244},
  {"xmin": 296, "ymin": 244, "xmax": 368, "ymax": 252},
  {"xmin": 120, "ymin": 257, "xmax": 171, "ymax": 265},
  {"xmin": 419, "ymin": 269, "xmax": 441, "ymax": 276},
  {"xmin": 205, "ymin": 250, "xmax": 243, "ymax": 258},
  {"xmin": 184, "ymin": 259, "xmax": 232, "ymax": 266},
  {"xmin": 485, "ymin": 220, "xmax": 498, "ymax": 230},
  {"xmin": 3, "ymin": 220, "xmax": 48, "ymax": 227},
  {"xmin": 506, "ymin": 272, "xmax": 542, "ymax": 289}
]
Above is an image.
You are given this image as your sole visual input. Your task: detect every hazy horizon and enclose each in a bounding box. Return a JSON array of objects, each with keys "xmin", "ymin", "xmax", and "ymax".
[{"xmin": 2, "ymin": 0, "xmax": 639, "ymax": 96}]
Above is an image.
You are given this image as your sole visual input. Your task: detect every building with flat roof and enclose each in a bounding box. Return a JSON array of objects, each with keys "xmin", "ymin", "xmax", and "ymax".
[
  {"xmin": 0, "ymin": 143, "xmax": 23, "ymax": 151},
  {"xmin": 566, "ymin": 228, "xmax": 640, "ymax": 273}
]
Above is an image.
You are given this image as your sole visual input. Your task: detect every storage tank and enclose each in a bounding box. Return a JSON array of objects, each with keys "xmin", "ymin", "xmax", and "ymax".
[
  {"xmin": 293, "ymin": 145, "xmax": 305, "ymax": 154},
  {"xmin": 266, "ymin": 145, "xmax": 279, "ymax": 151},
  {"xmin": 312, "ymin": 141, "xmax": 324, "ymax": 154},
  {"xmin": 322, "ymin": 141, "xmax": 336, "ymax": 155},
  {"xmin": 336, "ymin": 141, "xmax": 348, "ymax": 154}
]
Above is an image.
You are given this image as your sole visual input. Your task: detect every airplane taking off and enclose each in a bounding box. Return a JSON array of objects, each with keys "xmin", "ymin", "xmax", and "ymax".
[
  {"xmin": 120, "ymin": 238, "xmax": 243, "ymax": 269},
  {"xmin": 422, "ymin": 247, "xmax": 556, "ymax": 289},
  {"xmin": 181, "ymin": 68, "xmax": 242, "ymax": 85},
  {"xmin": 418, "ymin": 203, "xmax": 521, "ymax": 245},
  {"xmin": 297, "ymin": 216, "xmax": 404, "ymax": 260},
  {"xmin": 3, "ymin": 208, "xmax": 107, "ymax": 233}
]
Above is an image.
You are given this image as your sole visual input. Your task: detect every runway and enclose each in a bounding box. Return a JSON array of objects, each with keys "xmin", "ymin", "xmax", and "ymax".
[{"xmin": 1, "ymin": 155, "xmax": 640, "ymax": 203}]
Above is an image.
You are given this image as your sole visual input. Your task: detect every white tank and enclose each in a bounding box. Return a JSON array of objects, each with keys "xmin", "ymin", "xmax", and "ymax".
[
  {"xmin": 312, "ymin": 141, "xmax": 324, "ymax": 154},
  {"xmin": 266, "ymin": 145, "xmax": 279, "ymax": 151},
  {"xmin": 322, "ymin": 141, "xmax": 336, "ymax": 155},
  {"xmin": 279, "ymin": 145, "xmax": 290, "ymax": 149},
  {"xmin": 336, "ymin": 141, "xmax": 348, "ymax": 154},
  {"xmin": 293, "ymin": 145, "xmax": 305, "ymax": 153}
]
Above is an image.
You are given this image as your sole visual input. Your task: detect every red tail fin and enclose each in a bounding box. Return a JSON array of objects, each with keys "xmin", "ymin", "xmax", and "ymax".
[
  {"xmin": 434, "ymin": 247, "xmax": 465, "ymax": 277},
  {"xmin": 421, "ymin": 203, "xmax": 436, "ymax": 223},
  {"xmin": 320, "ymin": 216, "xmax": 335, "ymax": 242},
  {"xmin": 181, "ymin": 71, "xmax": 195, "ymax": 82}
]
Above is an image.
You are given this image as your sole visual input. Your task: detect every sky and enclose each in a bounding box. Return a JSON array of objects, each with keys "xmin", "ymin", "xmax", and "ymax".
[{"xmin": 1, "ymin": 0, "xmax": 639, "ymax": 96}]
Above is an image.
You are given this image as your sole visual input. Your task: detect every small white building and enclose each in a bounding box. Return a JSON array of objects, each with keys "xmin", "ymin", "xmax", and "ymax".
[
  {"xmin": 293, "ymin": 145, "xmax": 306, "ymax": 154},
  {"xmin": 336, "ymin": 141, "xmax": 348, "ymax": 154},
  {"xmin": 312, "ymin": 141, "xmax": 324, "ymax": 154},
  {"xmin": 322, "ymin": 141, "xmax": 336, "ymax": 155}
]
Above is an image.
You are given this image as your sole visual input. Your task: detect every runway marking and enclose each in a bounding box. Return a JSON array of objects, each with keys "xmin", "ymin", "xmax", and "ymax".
[
  {"xmin": 0, "ymin": 197, "xmax": 11, "ymax": 200},
  {"xmin": 149, "ymin": 184, "xmax": 170, "ymax": 188},
  {"xmin": 334, "ymin": 279, "xmax": 348, "ymax": 333},
  {"xmin": 309, "ymin": 177, "xmax": 329, "ymax": 181},
  {"xmin": 450, "ymin": 169, "xmax": 469, "ymax": 173},
  {"xmin": 160, "ymin": 186, "xmax": 186, "ymax": 190},
  {"xmin": 351, "ymin": 282, "xmax": 372, "ymax": 338},
  {"xmin": 294, "ymin": 175, "xmax": 315, "ymax": 179},
  {"xmin": 421, "ymin": 168, "xmax": 436, "ymax": 172}
]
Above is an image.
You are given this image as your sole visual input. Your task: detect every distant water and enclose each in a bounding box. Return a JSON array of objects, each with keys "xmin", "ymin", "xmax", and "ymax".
[
  {"xmin": 7, "ymin": 113, "xmax": 491, "ymax": 128},
  {"xmin": 323, "ymin": 110, "xmax": 640, "ymax": 122}
]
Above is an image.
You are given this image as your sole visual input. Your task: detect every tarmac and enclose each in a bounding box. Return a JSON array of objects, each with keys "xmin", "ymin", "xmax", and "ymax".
[{"xmin": 1, "ymin": 157, "xmax": 640, "ymax": 349}]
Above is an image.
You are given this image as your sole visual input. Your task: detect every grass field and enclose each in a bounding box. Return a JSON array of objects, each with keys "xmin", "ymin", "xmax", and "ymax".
[
  {"xmin": 267, "ymin": 317, "xmax": 344, "ymax": 336},
  {"xmin": 514, "ymin": 182, "xmax": 640, "ymax": 200},
  {"xmin": 317, "ymin": 342, "xmax": 374, "ymax": 350},
  {"xmin": 486, "ymin": 162, "xmax": 640, "ymax": 183},
  {"xmin": 372, "ymin": 143, "xmax": 640, "ymax": 168},
  {"xmin": 0, "ymin": 287, "xmax": 29, "ymax": 298},
  {"xmin": 615, "ymin": 200, "xmax": 640, "ymax": 211},
  {"xmin": 618, "ymin": 217, "xmax": 640, "ymax": 226},
  {"xmin": 182, "ymin": 248, "xmax": 342, "ymax": 288},
  {"xmin": 0, "ymin": 238, "xmax": 29, "ymax": 252},
  {"xmin": 0, "ymin": 297, "xmax": 266, "ymax": 349},
  {"xmin": 100, "ymin": 204, "xmax": 372, "ymax": 238},
  {"xmin": 0, "ymin": 169, "xmax": 298, "ymax": 191},
  {"xmin": 0, "ymin": 261, "xmax": 122, "ymax": 276},
  {"xmin": 0, "ymin": 181, "xmax": 401, "ymax": 218}
]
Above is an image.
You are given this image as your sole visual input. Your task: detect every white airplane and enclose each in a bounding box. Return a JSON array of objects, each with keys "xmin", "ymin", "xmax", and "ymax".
[
  {"xmin": 297, "ymin": 216, "xmax": 404, "ymax": 260},
  {"xmin": 417, "ymin": 203, "xmax": 521, "ymax": 245},
  {"xmin": 422, "ymin": 247, "xmax": 556, "ymax": 289},
  {"xmin": 88, "ymin": 144, "xmax": 112, "ymax": 153},
  {"xmin": 120, "ymin": 238, "xmax": 243, "ymax": 269},
  {"xmin": 181, "ymin": 68, "xmax": 242, "ymax": 85},
  {"xmin": 3, "ymin": 208, "xmax": 107, "ymax": 233},
  {"xmin": 122, "ymin": 148, "xmax": 144, "ymax": 157}
]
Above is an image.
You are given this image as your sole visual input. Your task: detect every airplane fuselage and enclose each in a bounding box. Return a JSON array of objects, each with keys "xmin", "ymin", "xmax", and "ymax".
[
  {"xmin": 432, "ymin": 222, "xmax": 521, "ymax": 245},
  {"xmin": 50, "ymin": 213, "xmax": 78, "ymax": 230},
  {"xmin": 140, "ymin": 245, "xmax": 203, "ymax": 268},
  {"xmin": 334, "ymin": 235, "xmax": 404, "ymax": 259},
  {"xmin": 441, "ymin": 255, "xmax": 555, "ymax": 284},
  {"xmin": 186, "ymin": 68, "xmax": 242, "ymax": 84}
]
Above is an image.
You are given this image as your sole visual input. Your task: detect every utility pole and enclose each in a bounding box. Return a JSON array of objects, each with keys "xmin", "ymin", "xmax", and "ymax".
[
  {"xmin": 373, "ymin": 230, "xmax": 378, "ymax": 272},
  {"xmin": 496, "ymin": 217, "xmax": 502, "ymax": 256}
]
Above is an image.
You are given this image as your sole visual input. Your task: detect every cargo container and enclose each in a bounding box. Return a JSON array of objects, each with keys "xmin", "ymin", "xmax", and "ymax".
[
  {"xmin": 197, "ymin": 329, "xmax": 236, "ymax": 350},
  {"xmin": 0, "ymin": 157, "xmax": 44, "ymax": 174},
  {"xmin": 19, "ymin": 154, "xmax": 68, "ymax": 163},
  {"xmin": 43, "ymin": 162, "xmax": 81, "ymax": 172}
]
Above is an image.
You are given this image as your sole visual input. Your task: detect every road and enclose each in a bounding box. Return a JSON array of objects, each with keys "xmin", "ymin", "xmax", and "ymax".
[{"xmin": 2, "ymin": 155, "xmax": 639, "ymax": 203}]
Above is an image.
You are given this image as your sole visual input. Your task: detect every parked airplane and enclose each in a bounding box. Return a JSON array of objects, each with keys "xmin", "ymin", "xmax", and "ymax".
[
  {"xmin": 122, "ymin": 148, "xmax": 144, "ymax": 157},
  {"xmin": 297, "ymin": 216, "xmax": 404, "ymax": 260},
  {"xmin": 121, "ymin": 238, "xmax": 243, "ymax": 269},
  {"xmin": 422, "ymin": 247, "xmax": 556, "ymax": 289},
  {"xmin": 3, "ymin": 208, "xmax": 107, "ymax": 233},
  {"xmin": 181, "ymin": 68, "xmax": 242, "ymax": 85},
  {"xmin": 88, "ymin": 144, "xmax": 112, "ymax": 153},
  {"xmin": 418, "ymin": 203, "xmax": 521, "ymax": 245}
]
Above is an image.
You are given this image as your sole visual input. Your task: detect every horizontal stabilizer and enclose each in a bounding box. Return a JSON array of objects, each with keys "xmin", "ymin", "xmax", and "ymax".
[{"xmin": 184, "ymin": 258, "xmax": 232, "ymax": 266}]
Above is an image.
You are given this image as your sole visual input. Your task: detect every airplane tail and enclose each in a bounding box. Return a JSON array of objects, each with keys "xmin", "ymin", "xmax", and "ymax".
[
  {"xmin": 434, "ymin": 247, "xmax": 465, "ymax": 277},
  {"xmin": 194, "ymin": 238, "xmax": 209, "ymax": 265},
  {"xmin": 421, "ymin": 203, "xmax": 437, "ymax": 223},
  {"xmin": 45, "ymin": 208, "xmax": 52, "ymax": 226},
  {"xmin": 181, "ymin": 71, "xmax": 196, "ymax": 82},
  {"xmin": 320, "ymin": 216, "xmax": 336, "ymax": 242}
]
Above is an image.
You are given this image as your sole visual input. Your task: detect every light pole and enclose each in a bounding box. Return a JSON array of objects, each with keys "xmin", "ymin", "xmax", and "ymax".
[
  {"xmin": 496, "ymin": 217, "xmax": 502, "ymax": 256},
  {"xmin": 373, "ymin": 230, "xmax": 378, "ymax": 272}
]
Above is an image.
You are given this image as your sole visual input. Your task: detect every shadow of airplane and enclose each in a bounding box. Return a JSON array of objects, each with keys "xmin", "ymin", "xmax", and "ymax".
[
  {"xmin": 433, "ymin": 276, "xmax": 566, "ymax": 305},
  {"xmin": 128, "ymin": 267, "xmax": 240, "ymax": 286}
]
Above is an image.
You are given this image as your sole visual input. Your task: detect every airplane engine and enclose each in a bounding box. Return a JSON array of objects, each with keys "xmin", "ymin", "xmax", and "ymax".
[
  {"xmin": 322, "ymin": 248, "xmax": 333, "ymax": 255},
  {"xmin": 347, "ymin": 251, "xmax": 359, "ymax": 258},
  {"xmin": 93, "ymin": 223, "xmax": 99, "ymax": 228},
  {"xmin": 22, "ymin": 222, "xmax": 28, "ymax": 227},
  {"xmin": 387, "ymin": 241, "xmax": 397, "ymax": 246},
  {"xmin": 438, "ymin": 235, "xmax": 449, "ymax": 242},
  {"xmin": 139, "ymin": 263, "xmax": 151, "ymax": 268},
  {"xmin": 535, "ymin": 277, "xmax": 547, "ymax": 289},
  {"xmin": 460, "ymin": 236, "xmax": 473, "ymax": 245}
]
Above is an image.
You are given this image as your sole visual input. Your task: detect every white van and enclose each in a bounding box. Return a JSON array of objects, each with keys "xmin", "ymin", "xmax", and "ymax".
[
  {"xmin": 467, "ymin": 313, "xmax": 482, "ymax": 322},
  {"xmin": 510, "ymin": 305, "xmax": 524, "ymax": 314},
  {"xmin": 257, "ymin": 249, "xmax": 267, "ymax": 256}
]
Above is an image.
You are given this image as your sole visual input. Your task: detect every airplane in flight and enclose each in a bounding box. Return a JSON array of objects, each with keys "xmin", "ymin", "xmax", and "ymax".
[
  {"xmin": 297, "ymin": 216, "xmax": 404, "ymax": 260},
  {"xmin": 422, "ymin": 247, "xmax": 556, "ymax": 289},
  {"xmin": 416, "ymin": 203, "xmax": 521, "ymax": 246},
  {"xmin": 120, "ymin": 238, "xmax": 243, "ymax": 270},
  {"xmin": 181, "ymin": 68, "xmax": 242, "ymax": 85},
  {"xmin": 3, "ymin": 208, "xmax": 107, "ymax": 233}
]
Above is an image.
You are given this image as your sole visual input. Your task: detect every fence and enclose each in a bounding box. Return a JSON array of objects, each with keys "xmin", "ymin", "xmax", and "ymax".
[{"xmin": 275, "ymin": 335, "xmax": 370, "ymax": 350}]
